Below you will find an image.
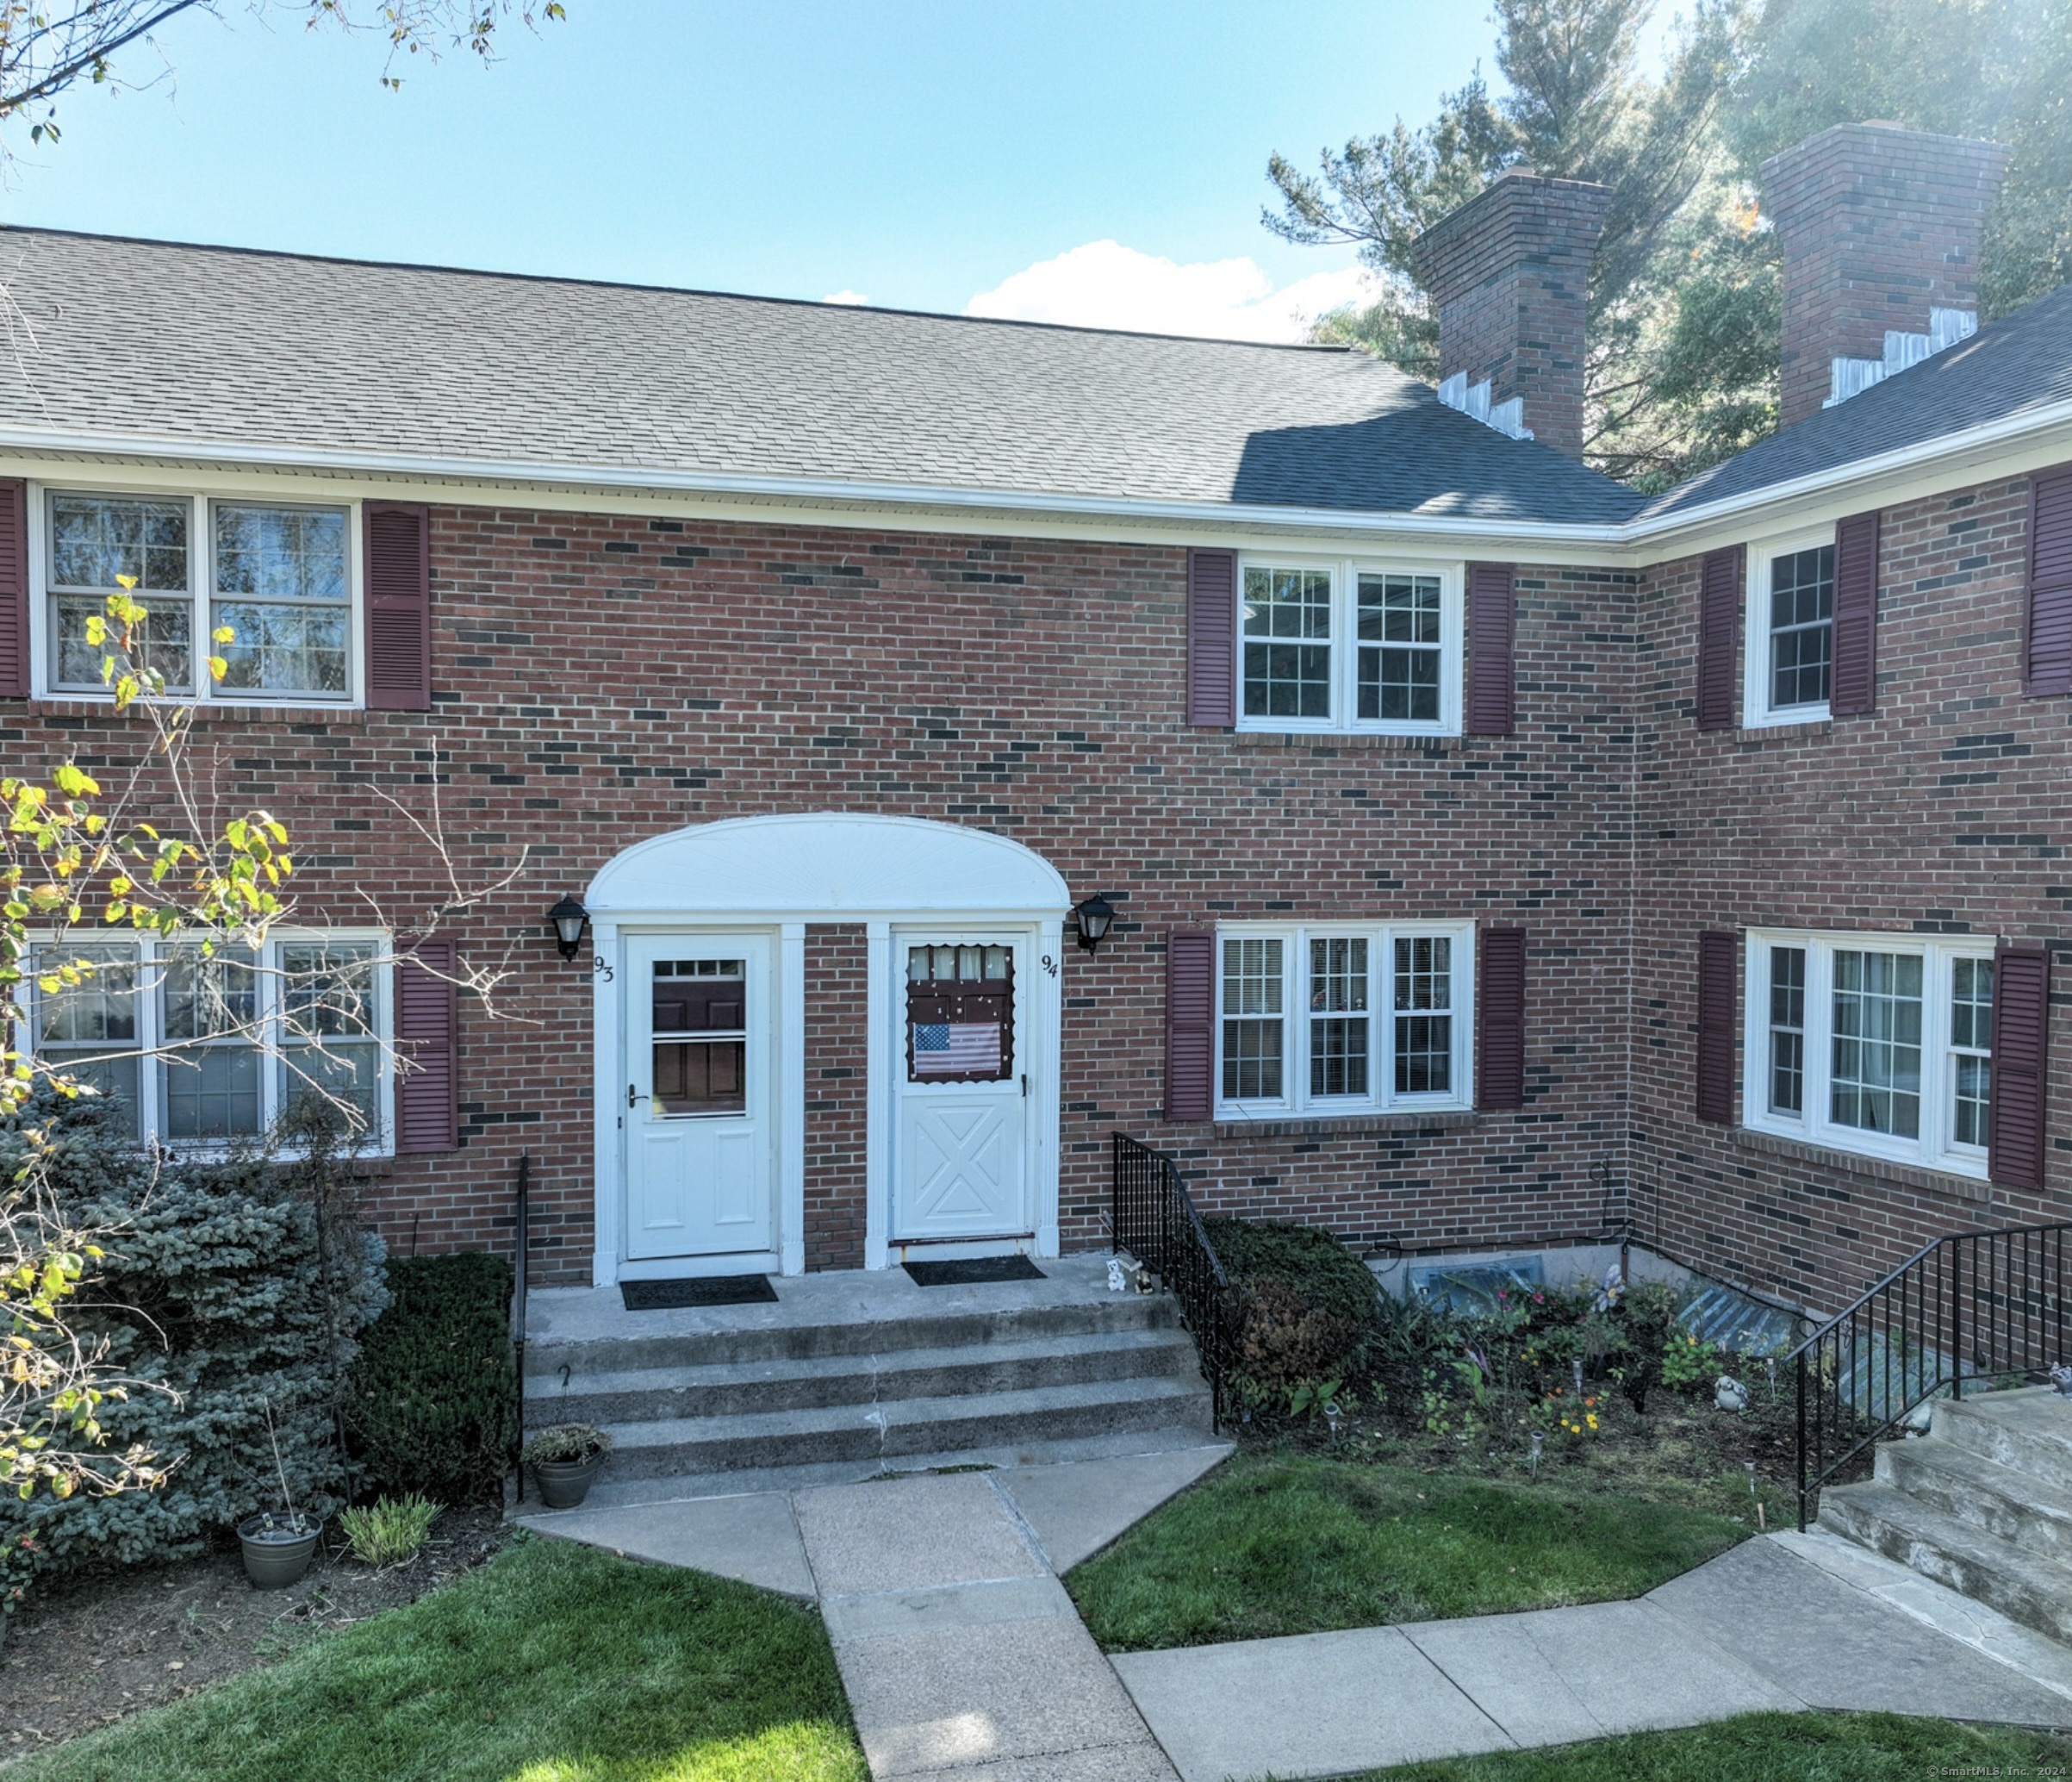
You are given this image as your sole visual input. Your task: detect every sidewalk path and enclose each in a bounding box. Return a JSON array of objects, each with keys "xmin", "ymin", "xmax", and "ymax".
[
  {"xmin": 1112, "ymin": 1534, "xmax": 2072, "ymax": 1782},
  {"xmin": 526, "ymin": 1457, "xmax": 2072, "ymax": 1782},
  {"xmin": 524, "ymin": 1444, "xmax": 1229, "ymax": 1780}
]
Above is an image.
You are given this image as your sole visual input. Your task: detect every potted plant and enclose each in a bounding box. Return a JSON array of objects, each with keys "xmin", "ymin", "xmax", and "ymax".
[
  {"xmin": 237, "ymin": 1401, "xmax": 321, "ymax": 1589},
  {"xmin": 523, "ymin": 1424, "xmax": 612, "ymax": 1509}
]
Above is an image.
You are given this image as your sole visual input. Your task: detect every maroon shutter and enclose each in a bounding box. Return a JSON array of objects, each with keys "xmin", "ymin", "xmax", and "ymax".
[
  {"xmin": 1696, "ymin": 545, "xmax": 1742, "ymax": 731},
  {"xmin": 1165, "ymin": 929, "xmax": 1214, "ymax": 1121},
  {"xmin": 1186, "ymin": 549, "xmax": 1237, "ymax": 727},
  {"xmin": 0, "ymin": 478, "xmax": 26, "ymax": 697},
  {"xmin": 1830, "ymin": 510, "xmax": 1880, "ymax": 716},
  {"xmin": 1696, "ymin": 931, "xmax": 1739, "ymax": 1125},
  {"xmin": 364, "ymin": 502, "xmax": 431, "ymax": 712},
  {"xmin": 1476, "ymin": 926, "xmax": 1526, "ymax": 1111},
  {"xmin": 2025, "ymin": 463, "xmax": 2072, "ymax": 698},
  {"xmin": 1988, "ymin": 944, "xmax": 2051, "ymax": 1190},
  {"xmin": 394, "ymin": 938, "xmax": 459, "ymax": 1153},
  {"xmin": 1465, "ymin": 562, "xmax": 1515, "ymax": 736}
]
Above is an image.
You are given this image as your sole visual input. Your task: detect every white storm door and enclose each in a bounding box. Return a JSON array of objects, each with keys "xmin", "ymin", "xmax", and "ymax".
[
  {"xmin": 625, "ymin": 934, "xmax": 775, "ymax": 1260},
  {"xmin": 891, "ymin": 933, "xmax": 1031, "ymax": 1242}
]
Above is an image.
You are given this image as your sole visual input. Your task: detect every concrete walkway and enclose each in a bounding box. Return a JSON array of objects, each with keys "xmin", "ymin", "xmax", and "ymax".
[
  {"xmin": 528, "ymin": 1455, "xmax": 2072, "ymax": 1782},
  {"xmin": 1113, "ymin": 1534, "xmax": 2072, "ymax": 1782},
  {"xmin": 524, "ymin": 1444, "xmax": 1231, "ymax": 1780}
]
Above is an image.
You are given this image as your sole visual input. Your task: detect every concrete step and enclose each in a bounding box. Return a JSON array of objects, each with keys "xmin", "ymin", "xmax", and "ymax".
[
  {"xmin": 524, "ymin": 1325, "xmax": 1202, "ymax": 1426},
  {"xmin": 1933, "ymin": 1389, "xmax": 2072, "ymax": 1495},
  {"xmin": 538, "ymin": 1430, "xmax": 1231, "ymax": 1511},
  {"xmin": 590, "ymin": 1373, "xmax": 1216, "ymax": 1482},
  {"xmin": 1819, "ymin": 1479, "xmax": 2072, "ymax": 1646},
  {"xmin": 524, "ymin": 1294, "xmax": 1182, "ymax": 1378},
  {"xmin": 1876, "ymin": 1434, "xmax": 2072, "ymax": 1565}
]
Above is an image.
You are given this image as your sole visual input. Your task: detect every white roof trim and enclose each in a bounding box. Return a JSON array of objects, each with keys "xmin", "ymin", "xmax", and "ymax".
[
  {"xmin": 1, "ymin": 387, "xmax": 2069, "ymax": 556},
  {"xmin": 586, "ymin": 813, "xmax": 1073, "ymax": 919}
]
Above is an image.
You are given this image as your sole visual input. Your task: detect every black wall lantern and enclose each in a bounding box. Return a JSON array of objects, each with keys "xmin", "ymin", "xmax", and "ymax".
[
  {"xmin": 1072, "ymin": 894, "xmax": 1116, "ymax": 954},
  {"xmin": 547, "ymin": 894, "xmax": 591, "ymax": 961}
]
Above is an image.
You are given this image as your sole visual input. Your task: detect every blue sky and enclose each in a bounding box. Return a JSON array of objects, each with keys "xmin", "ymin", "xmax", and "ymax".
[{"xmin": 0, "ymin": 3, "xmax": 1655, "ymax": 339}]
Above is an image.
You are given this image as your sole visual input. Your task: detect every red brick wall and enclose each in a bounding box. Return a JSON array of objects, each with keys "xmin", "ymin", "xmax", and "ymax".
[
  {"xmin": 804, "ymin": 924, "xmax": 868, "ymax": 1269},
  {"xmin": 1761, "ymin": 123, "xmax": 2010, "ymax": 428},
  {"xmin": 0, "ymin": 505, "xmax": 1639, "ymax": 1285},
  {"xmin": 1633, "ymin": 471, "xmax": 2072, "ymax": 1312}
]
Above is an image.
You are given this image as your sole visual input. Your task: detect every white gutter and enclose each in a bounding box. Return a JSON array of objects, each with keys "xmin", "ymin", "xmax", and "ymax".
[
  {"xmin": 0, "ymin": 421, "xmax": 1632, "ymax": 547},
  {"xmin": 1, "ymin": 387, "xmax": 2068, "ymax": 556}
]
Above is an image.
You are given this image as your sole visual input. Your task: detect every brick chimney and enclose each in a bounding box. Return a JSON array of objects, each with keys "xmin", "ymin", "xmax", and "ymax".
[
  {"xmin": 1413, "ymin": 169, "xmax": 1613, "ymax": 461},
  {"xmin": 1762, "ymin": 122, "xmax": 2011, "ymax": 428}
]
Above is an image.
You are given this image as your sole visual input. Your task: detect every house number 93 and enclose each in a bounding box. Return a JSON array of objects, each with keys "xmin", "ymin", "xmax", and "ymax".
[{"xmin": 593, "ymin": 955, "xmax": 614, "ymax": 982}]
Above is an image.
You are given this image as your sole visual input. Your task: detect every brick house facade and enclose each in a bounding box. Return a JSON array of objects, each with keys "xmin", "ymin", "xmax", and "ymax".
[{"xmin": 5, "ymin": 122, "xmax": 2071, "ymax": 1315}]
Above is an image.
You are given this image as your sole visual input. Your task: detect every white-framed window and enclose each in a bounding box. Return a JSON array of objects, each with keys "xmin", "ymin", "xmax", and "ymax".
[
  {"xmin": 28, "ymin": 932, "xmax": 394, "ymax": 1150},
  {"xmin": 1216, "ymin": 922, "xmax": 1475, "ymax": 1118},
  {"xmin": 40, "ymin": 487, "xmax": 359, "ymax": 704},
  {"xmin": 1743, "ymin": 929, "xmax": 1994, "ymax": 1178},
  {"xmin": 1238, "ymin": 557, "xmax": 1462, "ymax": 736},
  {"xmin": 1743, "ymin": 533, "xmax": 1834, "ymax": 727}
]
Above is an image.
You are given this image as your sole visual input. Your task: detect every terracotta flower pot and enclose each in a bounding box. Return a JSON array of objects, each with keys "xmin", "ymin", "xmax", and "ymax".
[
  {"xmin": 238, "ymin": 1515, "xmax": 320, "ymax": 1589},
  {"xmin": 532, "ymin": 1450, "xmax": 605, "ymax": 1510}
]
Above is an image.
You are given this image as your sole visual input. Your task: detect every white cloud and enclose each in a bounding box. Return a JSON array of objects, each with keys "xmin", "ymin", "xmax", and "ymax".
[
  {"xmin": 822, "ymin": 289, "xmax": 872, "ymax": 306},
  {"xmin": 964, "ymin": 240, "xmax": 1376, "ymax": 343}
]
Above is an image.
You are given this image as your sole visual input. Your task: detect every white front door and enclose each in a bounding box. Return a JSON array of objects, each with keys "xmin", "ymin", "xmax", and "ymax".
[
  {"xmin": 891, "ymin": 932, "xmax": 1032, "ymax": 1242},
  {"xmin": 625, "ymin": 933, "xmax": 775, "ymax": 1260}
]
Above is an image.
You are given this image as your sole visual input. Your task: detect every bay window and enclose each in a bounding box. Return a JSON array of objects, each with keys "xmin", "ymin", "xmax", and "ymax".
[
  {"xmin": 1745, "ymin": 931, "xmax": 1993, "ymax": 1176},
  {"xmin": 29, "ymin": 933, "xmax": 392, "ymax": 1149},
  {"xmin": 1216, "ymin": 924, "xmax": 1475, "ymax": 1118},
  {"xmin": 1239, "ymin": 558, "xmax": 1462, "ymax": 736}
]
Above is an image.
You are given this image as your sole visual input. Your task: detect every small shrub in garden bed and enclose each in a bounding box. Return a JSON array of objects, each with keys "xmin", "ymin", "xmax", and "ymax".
[
  {"xmin": 1206, "ymin": 1218, "xmax": 1381, "ymax": 1392},
  {"xmin": 339, "ymin": 1493, "xmax": 441, "ymax": 1567},
  {"xmin": 344, "ymin": 1253, "xmax": 518, "ymax": 1505}
]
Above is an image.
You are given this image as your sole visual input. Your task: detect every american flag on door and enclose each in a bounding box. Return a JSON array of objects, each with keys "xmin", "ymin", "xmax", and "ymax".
[{"xmin": 912, "ymin": 1021, "xmax": 1003, "ymax": 1076}]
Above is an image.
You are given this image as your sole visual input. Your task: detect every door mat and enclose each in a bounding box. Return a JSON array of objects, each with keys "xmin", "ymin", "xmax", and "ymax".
[
  {"xmin": 904, "ymin": 1256, "xmax": 1046, "ymax": 1287},
  {"xmin": 620, "ymin": 1274, "xmax": 778, "ymax": 1311}
]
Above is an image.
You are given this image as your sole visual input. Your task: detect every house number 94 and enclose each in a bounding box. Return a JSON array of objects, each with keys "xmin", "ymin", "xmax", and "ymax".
[{"xmin": 1040, "ymin": 954, "xmax": 1058, "ymax": 978}]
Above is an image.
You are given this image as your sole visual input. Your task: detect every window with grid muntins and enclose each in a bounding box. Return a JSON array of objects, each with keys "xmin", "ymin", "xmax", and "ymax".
[
  {"xmin": 215, "ymin": 503, "xmax": 351, "ymax": 697},
  {"xmin": 1831, "ymin": 950, "xmax": 1923, "ymax": 1138},
  {"xmin": 50, "ymin": 493, "xmax": 194, "ymax": 691},
  {"xmin": 1220, "ymin": 937, "xmax": 1285, "ymax": 1101},
  {"xmin": 1357, "ymin": 573, "xmax": 1442, "ymax": 724},
  {"xmin": 1307, "ymin": 937, "xmax": 1369, "ymax": 1098},
  {"xmin": 1241, "ymin": 566, "xmax": 1332, "ymax": 720},
  {"xmin": 1951, "ymin": 957, "xmax": 1994, "ymax": 1149},
  {"xmin": 1393, "ymin": 935, "xmax": 1453, "ymax": 1096},
  {"xmin": 32, "ymin": 934, "xmax": 391, "ymax": 1150},
  {"xmin": 1769, "ymin": 944, "xmax": 1805, "ymax": 1114},
  {"xmin": 1768, "ymin": 544, "xmax": 1833, "ymax": 710},
  {"xmin": 1746, "ymin": 932, "xmax": 1990, "ymax": 1177},
  {"xmin": 1216, "ymin": 925, "xmax": 1472, "ymax": 1117}
]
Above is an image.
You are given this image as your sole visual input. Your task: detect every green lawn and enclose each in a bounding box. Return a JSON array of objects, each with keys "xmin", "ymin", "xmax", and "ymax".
[
  {"xmin": 11, "ymin": 1536, "xmax": 865, "ymax": 1782},
  {"xmin": 1364, "ymin": 1710, "xmax": 2072, "ymax": 1779},
  {"xmin": 1067, "ymin": 1453, "xmax": 1746, "ymax": 1651}
]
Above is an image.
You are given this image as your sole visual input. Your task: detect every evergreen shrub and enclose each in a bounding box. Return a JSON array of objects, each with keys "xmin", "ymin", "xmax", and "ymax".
[
  {"xmin": 0, "ymin": 1094, "xmax": 389, "ymax": 1570},
  {"xmin": 1205, "ymin": 1218, "xmax": 1381, "ymax": 1388},
  {"xmin": 345, "ymin": 1252, "xmax": 517, "ymax": 1505}
]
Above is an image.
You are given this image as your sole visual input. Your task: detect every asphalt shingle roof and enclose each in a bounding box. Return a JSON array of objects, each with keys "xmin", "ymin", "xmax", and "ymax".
[
  {"xmin": 0, "ymin": 227, "xmax": 1646, "ymax": 526},
  {"xmin": 1642, "ymin": 282, "xmax": 2072, "ymax": 520}
]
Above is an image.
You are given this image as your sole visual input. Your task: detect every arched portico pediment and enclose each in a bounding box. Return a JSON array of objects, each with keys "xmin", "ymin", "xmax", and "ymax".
[{"xmin": 586, "ymin": 813, "xmax": 1073, "ymax": 918}]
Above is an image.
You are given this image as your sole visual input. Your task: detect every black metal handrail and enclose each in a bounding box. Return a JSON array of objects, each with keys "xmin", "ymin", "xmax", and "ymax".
[
  {"xmin": 1112, "ymin": 1132, "xmax": 1233, "ymax": 1426},
  {"xmin": 511, "ymin": 1150, "xmax": 530, "ymax": 1503},
  {"xmin": 1793, "ymin": 1219, "xmax": 2071, "ymax": 1530}
]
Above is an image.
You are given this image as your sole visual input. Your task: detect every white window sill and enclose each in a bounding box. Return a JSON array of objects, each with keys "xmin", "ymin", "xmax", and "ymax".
[
  {"xmin": 25, "ymin": 695, "xmax": 369, "ymax": 723},
  {"xmin": 1212, "ymin": 1105, "xmax": 1477, "ymax": 1137},
  {"xmin": 1740, "ymin": 706, "xmax": 1832, "ymax": 732}
]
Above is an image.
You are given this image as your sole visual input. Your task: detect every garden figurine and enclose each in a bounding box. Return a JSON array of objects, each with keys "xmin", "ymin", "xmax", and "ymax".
[
  {"xmin": 1714, "ymin": 1375, "xmax": 1751, "ymax": 1413},
  {"xmin": 2050, "ymin": 1362, "xmax": 2072, "ymax": 1399},
  {"xmin": 1107, "ymin": 1257, "xmax": 1129, "ymax": 1293}
]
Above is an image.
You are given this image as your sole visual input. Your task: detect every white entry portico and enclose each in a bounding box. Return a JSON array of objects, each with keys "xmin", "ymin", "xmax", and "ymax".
[{"xmin": 586, "ymin": 813, "xmax": 1070, "ymax": 1284}]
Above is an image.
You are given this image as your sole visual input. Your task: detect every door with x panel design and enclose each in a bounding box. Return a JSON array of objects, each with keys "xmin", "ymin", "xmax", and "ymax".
[{"xmin": 890, "ymin": 932, "xmax": 1031, "ymax": 1241}]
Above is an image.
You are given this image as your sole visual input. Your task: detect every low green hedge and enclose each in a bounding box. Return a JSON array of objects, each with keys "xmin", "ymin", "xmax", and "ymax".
[
  {"xmin": 1205, "ymin": 1218, "xmax": 1381, "ymax": 1388},
  {"xmin": 344, "ymin": 1254, "xmax": 518, "ymax": 1505}
]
